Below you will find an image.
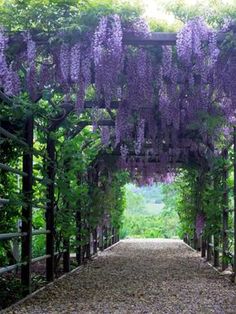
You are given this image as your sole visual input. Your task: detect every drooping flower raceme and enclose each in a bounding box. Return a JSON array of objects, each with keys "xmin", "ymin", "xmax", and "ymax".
[
  {"xmin": 196, "ymin": 212, "xmax": 205, "ymax": 237},
  {"xmin": 93, "ymin": 14, "xmax": 123, "ymax": 107},
  {"xmin": 0, "ymin": 29, "xmax": 21, "ymax": 96}
]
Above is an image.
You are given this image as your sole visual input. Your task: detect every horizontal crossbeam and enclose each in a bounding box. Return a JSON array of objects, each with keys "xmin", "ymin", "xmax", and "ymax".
[
  {"xmin": 69, "ymin": 119, "xmax": 115, "ymax": 138},
  {"xmin": 123, "ymin": 31, "xmax": 226, "ymax": 45},
  {"xmin": 124, "ymin": 32, "xmax": 177, "ymax": 45},
  {"xmin": 0, "ymin": 162, "xmax": 28, "ymax": 177},
  {"xmin": 0, "ymin": 126, "xmax": 28, "ymax": 147},
  {"xmin": 0, "ymin": 232, "xmax": 27, "ymax": 240},
  {"xmin": 0, "ymin": 198, "xmax": 9, "ymax": 205}
]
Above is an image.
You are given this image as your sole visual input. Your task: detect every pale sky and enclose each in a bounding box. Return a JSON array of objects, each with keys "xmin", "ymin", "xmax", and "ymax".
[
  {"xmin": 141, "ymin": 0, "xmax": 174, "ymax": 22},
  {"xmin": 139, "ymin": 0, "xmax": 236, "ymax": 20}
]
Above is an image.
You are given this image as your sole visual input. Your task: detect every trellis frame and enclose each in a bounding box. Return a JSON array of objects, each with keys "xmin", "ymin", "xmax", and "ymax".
[{"xmin": 1, "ymin": 30, "xmax": 236, "ymax": 301}]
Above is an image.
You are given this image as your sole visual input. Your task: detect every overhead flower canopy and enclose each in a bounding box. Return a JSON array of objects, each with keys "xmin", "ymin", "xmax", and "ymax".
[{"xmin": 0, "ymin": 16, "xmax": 235, "ymax": 184}]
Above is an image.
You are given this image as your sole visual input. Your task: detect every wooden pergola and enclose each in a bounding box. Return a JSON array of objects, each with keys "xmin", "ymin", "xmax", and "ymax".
[{"xmin": 0, "ymin": 31, "xmax": 236, "ymax": 300}]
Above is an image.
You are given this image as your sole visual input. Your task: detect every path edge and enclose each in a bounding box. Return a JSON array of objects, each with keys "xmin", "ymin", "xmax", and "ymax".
[
  {"xmin": 182, "ymin": 241, "xmax": 233, "ymax": 283},
  {"xmin": 0, "ymin": 241, "xmax": 121, "ymax": 313}
]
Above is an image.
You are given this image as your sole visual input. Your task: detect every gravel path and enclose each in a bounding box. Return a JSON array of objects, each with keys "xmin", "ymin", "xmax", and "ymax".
[{"xmin": 3, "ymin": 239, "xmax": 236, "ymax": 314}]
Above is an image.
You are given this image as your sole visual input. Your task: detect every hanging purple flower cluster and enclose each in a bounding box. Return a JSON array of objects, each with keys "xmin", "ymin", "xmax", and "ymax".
[
  {"xmin": 101, "ymin": 126, "xmax": 110, "ymax": 146},
  {"xmin": 124, "ymin": 17, "xmax": 150, "ymax": 38},
  {"xmin": 126, "ymin": 48, "xmax": 153, "ymax": 110},
  {"xmin": 70, "ymin": 43, "xmax": 81, "ymax": 83},
  {"xmin": 135, "ymin": 119, "xmax": 145, "ymax": 155},
  {"xmin": 118, "ymin": 157, "xmax": 176, "ymax": 186},
  {"xmin": 93, "ymin": 14, "xmax": 123, "ymax": 107},
  {"xmin": 196, "ymin": 212, "xmax": 205, "ymax": 237},
  {"xmin": 26, "ymin": 32, "xmax": 38, "ymax": 101},
  {"xmin": 60, "ymin": 43, "xmax": 70, "ymax": 83},
  {"xmin": 1, "ymin": 15, "xmax": 235, "ymax": 185},
  {"xmin": 0, "ymin": 29, "xmax": 20, "ymax": 96}
]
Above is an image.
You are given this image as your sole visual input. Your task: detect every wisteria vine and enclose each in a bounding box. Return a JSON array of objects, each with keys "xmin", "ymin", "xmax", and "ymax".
[{"xmin": 0, "ymin": 16, "xmax": 235, "ymax": 185}]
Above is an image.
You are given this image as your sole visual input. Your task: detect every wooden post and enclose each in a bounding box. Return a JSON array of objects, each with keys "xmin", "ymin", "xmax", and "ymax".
[
  {"xmin": 76, "ymin": 210, "xmax": 82, "ymax": 265},
  {"xmin": 101, "ymin": 226, "xmax": 105, "ymax": 250},
  {"xmin": 46, "ymin": 135, "xmax": 55, "ymax": 282},
  {"xmin": 201, "ymin": 236, "xmax": 206, "ymax": 258},
  {"xmin": 21, "ymin": 116, "xmax": 34, "ymax": 295},
  {"xmin": 113, "ymin": 228, "xmax": 117, "ymax": 243},
  {"xmin": 233, "ymin": 127, "xmax": 236, "ymax": 281},
  {"xmin": 117, "ymin": 230, "xmax": 120, "ymax": 242},
  {"xmin": 93, "ymin": 228, "xmax": 98, "ymax": 254},
  {"xmin": 193, "ymin": 230, "xmax": 198, "ymax": 250},
  {"xmin": 104, "ymin": 226, "xmax": 108, "ymax": 249},
  {"xmin": 86, "ymin": 227, "xmax": 91, "ymax": 259},
  {"xmin": 206, "ymin": 236, "xmax": 212, "ymax": 261},
  {"xmin": 99, "ymin": 226, "xmax": 104, "ymax": 251},
  {"xmin": 63, "ymin": 238, "xmax": 70, "ymax": 273},
  {"xmin": 213, "ymin": 235, "xmax": 219, "ymax": 268},
  {"xmin": 222, "ymin": 149, "xmax": 229, "ymax": 271},
  {"xmin": 108, "ymin": 226, "xmax": 112, "ymax": 247},
  {"xmin": 112, "ymin": 227, "xmax": 115, "ymax": 245}
]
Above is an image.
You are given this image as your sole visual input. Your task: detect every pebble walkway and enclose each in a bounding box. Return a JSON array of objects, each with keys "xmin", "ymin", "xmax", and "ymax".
[{"xmin": 3, "ymin": 239, "xmax": 236, "ymax": 314}]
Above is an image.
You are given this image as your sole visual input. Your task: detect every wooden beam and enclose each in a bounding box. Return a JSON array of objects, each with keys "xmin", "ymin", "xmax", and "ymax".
[
  {"xmin": 0, "ymin": 91, "xmax": 13, "ymax": 105},
  {"xmin": 48, "ymin": 104, "xmax": 74, "ymax": 132},
  {"xmin": 69, "ymin": 120, "xmax": 115, "ymax": 139},
  {"xmin": 21, "ymin": 116, "xmax": 34, "ymax": 296},
  {"xmin": 206, "ymin": 236, "xmax": 212, "ymax": 261},
  {"xmin": 84, "ymin": 100, "xmax": 120, "ymax": 109},
  {"xmin": 76, "ymin": 209, "xmax": 82, "ymax": 265},
  {"xmin": 63, "ymin": 238, "xmax": 70, "ymax": 273},
  {"xmin": 123, "ymin": 31, "xmax": 226, "ymax": 46},
  {"xmin": 93, "ymin": 228, "xmax": 98, "ymax": 254},
  {"xmin": 201, "ymin": 236, "xmax": 206, "ymax": 258},
  {"xmin": 46, "ymin": 135, "xmax": 55, "ymax": 282},
  {"xmin": 0, "ymin": 162, "xmax": 28, "ymax": 177},
  {"xmin": 213, "ymin": 235, "xmax": 220, "ymax": 267},
  {"xmin": 7, "ymin": 31, "xmax": 227, "ymax": 48},
  {"xmin": 48, "ymin": 102, "xmax": 118, "ymax": 132},
  {"xmin": 222, "ymin": 148, "xmax": 229, "ymax": 271},
  {"xmin": 0, "ymin": 126, "xmax": 28, "ymax": 147},
  {"xmin": 124, "ymin": 32, "xmax": 177, "ymax": 45},
  {"xmin": 234, "ymin": 127, "xmax": 236, "ymax": 281},
  {"xmin": 0, "ymin": 198, "xmax": 9, "ymax": 205}
]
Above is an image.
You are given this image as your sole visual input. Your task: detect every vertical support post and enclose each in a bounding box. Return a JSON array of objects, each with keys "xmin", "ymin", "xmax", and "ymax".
[
  {"xmin": 117, "ymin": 229, "xmax": 120, "ymax": 242},
  {"xmin": 100, "ymin": 226, "xmax": 104, "ymax": 251},
  {"xmin": 76, "ymin": 210, "xmax": 82, "ymax": 265},
  {"xmin": 112, "ymin": 227, "xmax": 115, "ymax": 245},
  {"xmin": 21, "ymin": 116, "xmax": 34, "ymax": 296},
  {"xmin": 108, "ymin": 225, "xmax": 112, "ymax": 247},
  {"xmin": 63, "ymin": 238, "xmax": 70, "ymax": 273},
  {"xmin": 193, "ymin": 230, "xmax": 198, "ymax": 250},
  {"xmin": 113, "ymin": 228, "xmax": 117, "ymax": 243},
  {"xmin": 201, "ymin": 236, "xmax": 206, "ymax": 258},
  {"xmin": 93, "ymin": 227, "xmax": 97, "ymax": 254},
  {"xmin": 222, "ymin": 148, "xmax": 229, "ymax": 271},
  {"xmin": 86, "ymin": 227, "xmax": 91, "ymax": 259},
  {"xmin": 46, "ymin": 135, "xmax": 55, "ymax": 282},
  {"xmin": 213, "ymin": 235, "xmax": 219, "ymax": 267},
  {"xmin": 206, "ymin": 236, "xmax": 212, "ymax": 261},
  {"xmin": 104, "ymin": 226, "xmax": 108, "ymax": 249},
  {"xmin": 233, "ymin": 127, "xmax": 236, "ymax": 281}
]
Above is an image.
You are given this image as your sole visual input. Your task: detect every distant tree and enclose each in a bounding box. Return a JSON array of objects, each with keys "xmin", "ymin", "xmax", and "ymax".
[{"xmin": 164, "ymin": 0, "xmax": 236, "ymax": 27}]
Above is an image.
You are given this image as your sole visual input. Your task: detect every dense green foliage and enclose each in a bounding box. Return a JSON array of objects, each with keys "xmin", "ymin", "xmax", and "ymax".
[
  {"xmin": 162, "ymin": 156, "xmax": 234, "ymax": 254},
  {"xmin": 0, "ymin": 0, "xmax": 142, "ymax": 31},
  {"xmin": 165, "ymin": 0, "xmax": 236, "ymax": 27},
  {"xmin": 0, "ymin": 0, "xmax": 137, "ymax": 271}
]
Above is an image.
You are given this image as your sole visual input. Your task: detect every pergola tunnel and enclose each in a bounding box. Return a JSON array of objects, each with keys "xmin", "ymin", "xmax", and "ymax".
[{"xmin": 2, "ymin": 0, "xmax": 236, "ymax": 311}]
